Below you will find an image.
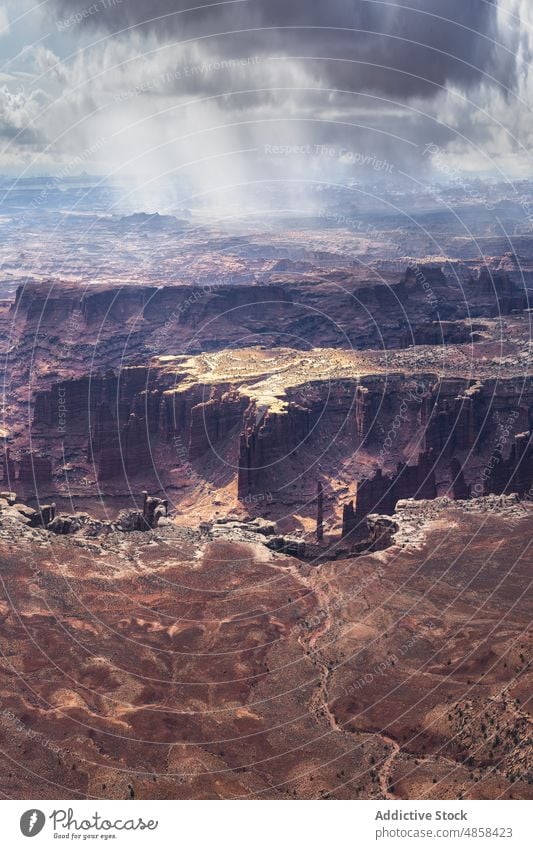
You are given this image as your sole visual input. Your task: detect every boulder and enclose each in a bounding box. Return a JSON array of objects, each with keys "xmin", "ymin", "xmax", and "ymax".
[{"xmin": 47, "ymin": 513, "xmax": 87, "ymax": 534}]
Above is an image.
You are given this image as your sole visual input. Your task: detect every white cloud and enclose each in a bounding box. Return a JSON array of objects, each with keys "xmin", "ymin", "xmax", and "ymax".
[
  {"xmin": 0, "ymin": 6, "xmax": 9, "ymax": 38},
  {"xmin": 33, "ymin": 46, "xmax": 68, "ymax": 84}
]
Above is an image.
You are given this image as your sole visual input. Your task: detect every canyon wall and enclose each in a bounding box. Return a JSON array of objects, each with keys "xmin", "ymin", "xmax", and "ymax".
[
  {"xmin": 24, "ymin": 364, "xmax": 533, "ymax": 526},
  {"xmin": 7, "ymin": 266, "xmax": 525, "ymax": 378}
]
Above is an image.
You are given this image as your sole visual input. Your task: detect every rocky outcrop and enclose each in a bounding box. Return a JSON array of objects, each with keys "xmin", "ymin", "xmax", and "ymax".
[
  {"xmin": 342, "ymin": 452, "xmax": 437, "ymax": 538},
  {"xmin": 350, "ymin": 514, "xmax": 399, "ymax": 553},
  {"xmin": 33, "ymin": 368, "xmax": 160, "ymax": 481},
  {"xmin": 238, "ymin": 402, "xmax": 311, "ymax": 497},
  {"xmin": 421, "ymin": 379, "xmax": 484, "ymax": 454},
  {"xmin": 265, "ymin": 535, "xmax": 307, "ymax": 558},
  {"xmin": 48, "ymin": 513, "xmax": 88, "ymax": 534},
  {"xmin": 421, "ymin": 379, "xmax": 532, "ymax": 456},
  {"xmin": 9, "ymin": 263, "xmax": 530, "ymax": 388},
  {"xmin": 484, "ymin": 431, "xmax": 533, "ymax": 497},
  {"xmin": 142, "ymin": 492, "xmax": 168, "ymax": 529},
  {"xmin": 12, "ymin": 283, "xmax": 79, "ymax": 323},
  {"xmin": 476, "ymin": 269, "xmax": 528, "ymax": 316},
  {"xmin": 188, "ymin": 391, "xmax": 247, "ymax": 460},
  {"xmin": 26, "ymin": 358, "xmax": 533, "ymax": 506},
  {"xmin": 81, "ymin": 286, "xmax": 150, "ymax": 326},
  {"xmin": 116, "ymin": 498, "xmax": 168, "ymax": 532}
]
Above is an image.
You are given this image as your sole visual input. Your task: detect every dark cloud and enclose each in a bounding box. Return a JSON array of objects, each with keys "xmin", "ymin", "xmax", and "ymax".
[
  {"xmin": 42, "ymin": 1, "xmax": 528, "ymax": 189},
  {"xmin": 50, "ymin": 0, "xmax": 519, "ymax": 99}
]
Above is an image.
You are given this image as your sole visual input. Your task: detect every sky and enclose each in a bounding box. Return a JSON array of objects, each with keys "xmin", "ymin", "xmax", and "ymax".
[{"xmin": 0, "ymin": 0, "xmax": 532, "ymax": 209}]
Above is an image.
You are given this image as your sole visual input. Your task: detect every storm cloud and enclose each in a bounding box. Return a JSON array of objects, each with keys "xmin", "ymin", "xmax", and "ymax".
[
  {"xmin": 49, "ymin": 0, "xmax": 519, "ymax": 100},
  {"xmin": 1, "ymin": 1, "xmax": 530, "ymax": 195}
]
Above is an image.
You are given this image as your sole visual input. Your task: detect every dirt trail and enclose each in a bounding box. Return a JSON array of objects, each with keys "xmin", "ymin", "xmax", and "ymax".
[
  {"xmin": 378, "ymin": 735, "xmax": 401, "ymax": 799},
  {"xmin": 291, "ymin": 561, "xmax": 406, "ymax": 798}
]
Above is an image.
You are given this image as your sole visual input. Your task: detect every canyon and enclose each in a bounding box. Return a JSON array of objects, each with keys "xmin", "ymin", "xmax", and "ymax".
[{"xmin": 0, "ymin": 249, "xmax": 531, "ymax": 801}]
